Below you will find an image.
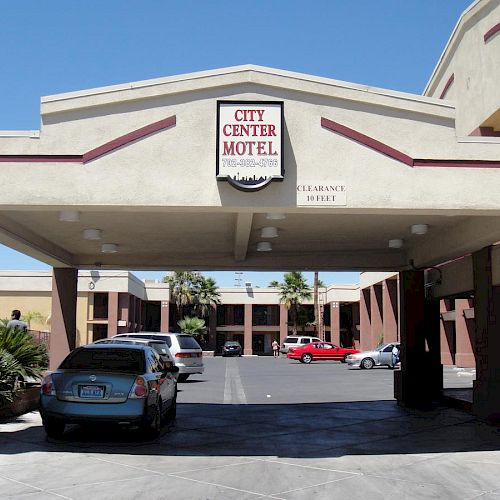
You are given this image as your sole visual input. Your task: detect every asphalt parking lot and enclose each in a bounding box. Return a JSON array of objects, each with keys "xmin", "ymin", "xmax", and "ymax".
[{"xmin": 1, "ymin": 357, "xmax": 498, "ymax": 500}]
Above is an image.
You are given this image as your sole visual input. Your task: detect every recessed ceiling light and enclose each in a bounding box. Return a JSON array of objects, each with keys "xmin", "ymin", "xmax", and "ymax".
[
  {"xmin": 101, "ymin": 243, "xmax": 118, "ymax": 254},
  {"xmin": 58, "ymin": 210, "xmax": 80, "ymax": 222},
  {"xmin": 266, "ymin": 213, "xmax": 286, "ymax": 220},
  {"xmin": 411, "ymin": 224, "xmax": 429, "ymax": 235},
  {"xmin": 83, "ymin": 229, "xmax": 102, "ymax": 240},
  {"xmin": 257, "ymin": 241, "xmax": 272, "ymax": 252},
  {"xmin": 388, "ymin": 239, "xmax": 404, "ymax": 248},
  {"xmin": 261, "ymin": 226, "xmax": 279, "ymax": 238}
]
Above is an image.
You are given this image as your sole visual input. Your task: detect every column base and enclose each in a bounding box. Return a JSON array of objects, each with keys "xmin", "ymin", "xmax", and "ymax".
[
  {"xmin": 244, "ymin": 348, "xmax": 253, "ymax": 355},
  {"xmin": 395, "ymin": 363, "xmax": 443, "ymax": 408},
  {"xmin": 473, "ymin": 378, "xmax": 500, "ymax": 422}
]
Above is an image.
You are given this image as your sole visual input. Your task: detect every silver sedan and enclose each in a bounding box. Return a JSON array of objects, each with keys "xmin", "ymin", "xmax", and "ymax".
[{"xmin": 346, "ymin": 342, "xmax": 400, "ymax": 369}]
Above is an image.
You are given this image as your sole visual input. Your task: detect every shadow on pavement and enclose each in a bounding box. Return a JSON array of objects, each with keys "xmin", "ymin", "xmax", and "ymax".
[{"xmin": 1, "ymin": 400, "xmax": 499, "ymax": 459}]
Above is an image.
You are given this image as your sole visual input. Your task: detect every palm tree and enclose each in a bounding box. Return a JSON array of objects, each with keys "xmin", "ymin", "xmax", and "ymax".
[
  {"xmin": 163, "ymin": 271, "xmax": 202, "ymax": 318},
  {"xmin": 177, "ymin": 316, "xmax": 207, "ymax": 337},
  {"xmin": 269, "ymin": 280, "xmax": 280, "ymax": 287},
  {"xmin": 276, "ymin": 272, "xmax": 312, "ymax": 335},
  {"xmin": 196, "ymin": 276, "xmax": 221, "ymax": 318}
]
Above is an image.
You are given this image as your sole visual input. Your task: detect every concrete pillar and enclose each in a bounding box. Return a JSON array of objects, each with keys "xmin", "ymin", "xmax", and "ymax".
[
  {"xmin": 107, "ymin": 292, "xmax": 118, "ymax": 337},
  {"xmin": 49, "ymin": 268, "xmax": 78, "ymax": 370},
  {"xmin": 279, "ymin": 304, "xmax": 288, "ymax": 344},
  {"xmin": 394, "ymin": 271, "xmax": 443, "ymax": 408},
  {"xmin": 244, "ymin": 304, "xmax": 253, "ymax": 355},
  {"xmin": 160, "ymin": 301, "xmax": 170, "ymax": 332},
  {"xmin": 370, "ymin": 285, "xmax": 383, "ymax": 348},
  {"xmin": 455, "ymin": 298, "xmax": 475, "ymax": 368},
  {"xmin": 472, "ymin": 247, "xmax": 500, "ymax": 421},
  {"xmin": 382, "ymin": 279, "xmax": 398, "ymax": 343},
  {"xmin": 440, "ymin": 300, "xmax": 454, "ymax": 365},
  {"xmin": 208, "ymin": 305, "xmax": 217, "ymax": 350},
  {"xmin": 129, "ymin": 296, "xmax": 136, "ymax": 332},
  {"xmin": 359, "ymin": 288, "xmax": 371, "ymax": 350},
  {"xmin": 330, "ymin": 302, "xmax": 340, "ymax": 346},
  {"xmin": 117, "ymin": 293, "xmax": 130, "ymax": 334},
  {"xmin": 351, "ymin": 302, "xmax": 360, "ymax": 348}
]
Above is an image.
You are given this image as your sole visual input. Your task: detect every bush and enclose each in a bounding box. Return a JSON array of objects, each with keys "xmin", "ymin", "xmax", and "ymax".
[{"xmin": 0, "ymin": 326, "xmax": 48, "ymax": 404}]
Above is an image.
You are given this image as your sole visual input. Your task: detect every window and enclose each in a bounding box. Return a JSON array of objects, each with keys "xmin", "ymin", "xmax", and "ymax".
[
  {"xmin": 302, "ymin": 338, "xmax": 311, "ymax": 343},
  {"xmin": 285, "ymin": 337, "xmax": 298, "ymax": 343},
  {"xmin": 61, "ymin": 349, "xmax": 145, "ymax": 373},
  {"xmin": 177, "ymin": 335, "xmax": 201, "ymax": 349},
  {"xmin": 151, "ymin": 335, "xmax": 172, "ymax": 347},
  {"xmin": 93, "ymin": 293, "xmax": 109, "ymax": 319},
  {"xmin": 323, "ymin": 344, "xmax": 334, "ymax": 350},
  {"xmin": 383, "ymin": 345, "xmax": 394, "ymax": 353}
]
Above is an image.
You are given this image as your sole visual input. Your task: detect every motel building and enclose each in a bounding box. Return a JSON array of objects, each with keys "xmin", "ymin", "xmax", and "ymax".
[{"xmin": 0, "ymin": 0, "xmax": 499, "ymax": 419}]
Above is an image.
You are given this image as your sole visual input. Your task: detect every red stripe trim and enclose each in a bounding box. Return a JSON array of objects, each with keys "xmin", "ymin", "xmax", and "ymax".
[
  {"xmin": 439, "ymin": 74, "xmax": 454, "ymax": 99},
  {"xmin": 0, "ymin": 155, "xmax": 82, "ymax": 163},
  {"xmin": 321, "ymin": 117, "xmax": 414, "ymax": 166},
  {"xmin": 0, "ymin": 115, "xmax": 176, "ymax": 164},
  {"xmin": 484, "ymin": 23, "xmax": 500, "ymax": 43},
  {"xmin": 322, "ymin": 117, "xmax": 500, "ymax": 169},
  {"xmin": 82, "ymin": 115, "xmax": 176, "ymax": 163}
]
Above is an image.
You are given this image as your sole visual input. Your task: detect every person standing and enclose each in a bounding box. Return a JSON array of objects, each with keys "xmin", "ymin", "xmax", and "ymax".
[
  {"xmin": 7, "ymin": 309, "xmax": 28, "ymax": 331},
  {"xmin": 391, "ymin": 344, "xmax": 400, "ymax": 368},
  {"xmin": 272, "ymin": 339, "xmax": 280, "ymax": 358}
]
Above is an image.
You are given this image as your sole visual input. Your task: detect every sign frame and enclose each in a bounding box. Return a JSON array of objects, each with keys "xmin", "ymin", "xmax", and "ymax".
[{"xmin": 216, "ymin": 100, "xmax": 285, "ymax": 191}]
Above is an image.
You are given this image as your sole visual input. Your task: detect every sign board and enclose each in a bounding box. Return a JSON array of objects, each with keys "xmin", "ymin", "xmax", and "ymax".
[
  {"xmin": 217, "ymin": 101, "xmax": 284, "ymax": 191},
  {"xmin": 296, "ymin": 183, "xmax": 347, "ymax": 206}
]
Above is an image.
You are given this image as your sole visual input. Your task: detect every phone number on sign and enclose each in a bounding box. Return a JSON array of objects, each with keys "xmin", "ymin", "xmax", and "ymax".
[{"xmin": 221, "ymin": 158, "xmax": 279, "ymax": 168}]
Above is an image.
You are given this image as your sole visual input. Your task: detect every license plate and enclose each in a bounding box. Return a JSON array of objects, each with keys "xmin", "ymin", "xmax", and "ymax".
[{"xmin": 79, "ymin": 385, "xmax": 104, "ymax": 398}]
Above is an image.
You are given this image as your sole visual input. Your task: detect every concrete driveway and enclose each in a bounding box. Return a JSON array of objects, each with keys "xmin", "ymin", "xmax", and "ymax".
[{"xmin": 0, "ymin": 358, "xmax": 499, "ymax": 499}]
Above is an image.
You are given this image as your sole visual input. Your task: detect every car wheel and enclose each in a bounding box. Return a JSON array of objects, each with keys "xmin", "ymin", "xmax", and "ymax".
[
  {"xmin": 177, "ymin": 374, "xmax": 189, "ymax": 382},
  {"xmin": 43, "ymin": 418, "xmax": 65, "ymax": 438},
  {"xmin": 166, "ymin": 396, "xmax": 177, "ymax": 423},
  {"xmin": 145, "ymin": 402, "xmax": 162, "ymax": 438},
  {"xmin": 361, "ymin": 358, "xmax": 375, "ymax": 370},
  {"xmin": 341, "ymin": 355, "xmax": 348, "ymax": 363},
  {"xmin": 301, "ymin": 353, "xmax": 313, "ymax": 364}
]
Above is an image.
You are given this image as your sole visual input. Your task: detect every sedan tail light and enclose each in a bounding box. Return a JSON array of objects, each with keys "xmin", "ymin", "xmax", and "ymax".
[
  {"xmin": 128, "ymin": 376, "xmax": 149, "ymax": 399},
  {"xmin": 175, "ymin": 352, "xmax": 202, "ymax": 358},
  {"xmin": 41, "ymin": 374, "xmax": 55, "ymax": 396}
]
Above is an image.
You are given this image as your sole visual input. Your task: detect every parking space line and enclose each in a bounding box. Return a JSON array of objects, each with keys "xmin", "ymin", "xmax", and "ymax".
[
  {"xmin": 223, "ymin": 358, "xmax": 247, "ymax": 404},
  {"xmin": 0, "ymin": 472, "xmax": 73, "ymax": 500}
]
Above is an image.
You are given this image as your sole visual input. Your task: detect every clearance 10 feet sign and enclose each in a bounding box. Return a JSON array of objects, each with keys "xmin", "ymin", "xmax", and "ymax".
[{"xmin": 216, "ymin": 101, "xmax": 284, "ymax": 191}]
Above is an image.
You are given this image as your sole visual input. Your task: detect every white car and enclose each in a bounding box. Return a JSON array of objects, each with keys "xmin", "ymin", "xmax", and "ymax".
[
  {"xmin": 114, "ymin": 332, "xmax": 204, "ymax": 382},
  {"xmin": 280, "ymin": 336, "xmax": 321, "ymax": 354}
]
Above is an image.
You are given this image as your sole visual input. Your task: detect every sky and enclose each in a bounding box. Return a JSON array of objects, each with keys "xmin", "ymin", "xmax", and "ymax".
[{"xmin": 0, "ymin": 0, "xmax": 473, "ymax": 287}]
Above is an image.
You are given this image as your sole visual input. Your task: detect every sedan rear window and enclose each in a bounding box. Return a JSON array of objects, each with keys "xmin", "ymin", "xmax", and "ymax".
[
  {"xmin": 60, "ymin": 349, "xmax": 145, "ymax": 373},
  {"xmin": 177, "ymin": 335, "xmax": 201, "ymax": 349}
]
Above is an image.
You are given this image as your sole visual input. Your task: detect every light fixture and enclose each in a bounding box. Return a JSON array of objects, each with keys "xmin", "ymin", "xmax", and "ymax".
[
  {"xmin": 83, "ymin": 229, "xmax": 102, "ymax": 240},
  {"xmin": 101, "ymin": 243, "xmax": 118, "ymax": 254},
  {"xmin": 261, "ymin": 226, "xmax": 279, "ymax": 238},
  {"xmin": 265, "ymin": 213, "xmax": 286, "ymax": 220},
  {"xmin": 411, "ymin": 224, "xmax": 429, "ymax": 235},
  {"xmin": 388, "ymin": 239, "xmax": 404, "ymax": 249},
  {"xmin": 257, "ymin": 241, "xmax": 272, "ymax": 252},
  {"xmin": 58, "ymin": 210, "xmax": 80, "ymax": 222}
]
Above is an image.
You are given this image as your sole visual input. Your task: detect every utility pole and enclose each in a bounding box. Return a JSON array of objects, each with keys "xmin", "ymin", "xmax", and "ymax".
[{"xmin": 234, "ymin": 271, "xmax": 243, "ymax": 287}]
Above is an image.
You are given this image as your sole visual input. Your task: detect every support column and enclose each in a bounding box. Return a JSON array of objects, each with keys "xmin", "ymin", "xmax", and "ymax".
[
  {"xmin": 330, "ymin": 302, "xmax": 340, "ymax": 346},
  {"xmin": 129, "ymin": 296, "xmax": 136, "ymax": 332},
  {"xmin": 455, "ymin": 298, "xmax": 475, "ymax": 368},
  {"xmin": 244, "ymin": 304, "xmax": 253, "ymax": 355},
  {"xmin": 107, "ymin": 292, "xmax": 118, "ymax": 337},
  {"xmin": 160, "ymin": 301, "xmax": 170, "ymax": 332},
  {"xmin": 370, "ymin": 284, "xmax": 383, "ymax": 348},
  {"xmin": 440, "ymin": 300, "xmax": 454, "ymax": 365},
  {"xmin": 472, "ymin": 247, "xmax": 500, "ymax": 421},
  {"xmin": 359, "ymin": 288, "xmax": 371, "ymax": 350},
  {"xmin": 117, "ymin": 293, "xmax": 130, "ymax": 334},
  {"xmin": 279, "ymin": 304, "xmax": 288, "ymax": 344},
  {"xmin": 50, "ymin": 268, "xmax": 78, "ymax": 370},
  {"xmin": 394, "ymin": 271, "xmax": 443, "ymax": 407},
  {"xmin": 208, "ymin": 305, "xmax": 217, "ymax": 351},
  {"xmin": 382, "ymin": 279, "xmax": 398, "ymax": 343}
]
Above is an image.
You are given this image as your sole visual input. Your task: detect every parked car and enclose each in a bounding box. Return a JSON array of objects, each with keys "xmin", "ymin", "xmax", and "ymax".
[
  {"xmin": 345, "ymin": 342, "xmax": 400, "ymax": 369},
  {"xmin": 40, "ymin": 344, "xmax": 178, "ymax": 438},
  {"xmin": 280, "ymin": 336, "xmax": 321, "ymax": 354},
  {"xmin": 93, "ymin": 338, "xmax": 176, "ymax": 372},
  {"xmin": 222, "ymin": 341, "xmax": 242, "ymax": 357},
  {"xmin": 287, "ymin": 342, "xmax": 360, "ymax": 363},
  {"xmin": 114, "ymin": 332, "xmax": 203, "ymax": 382}
]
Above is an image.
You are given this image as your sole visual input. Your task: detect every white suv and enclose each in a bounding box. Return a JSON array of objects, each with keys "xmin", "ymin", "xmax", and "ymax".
[
  {"xmin": 280, "ymin": 336, "xmax": 321, "ymax": 354},
  {"xmin": 114, "ymin": 332, "xmax": 204, "ymax": 382}
]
